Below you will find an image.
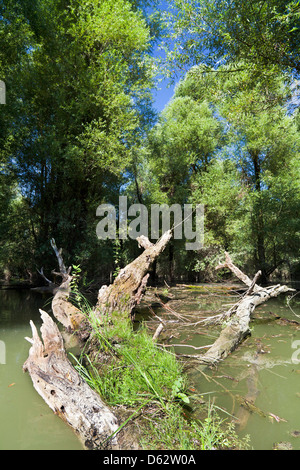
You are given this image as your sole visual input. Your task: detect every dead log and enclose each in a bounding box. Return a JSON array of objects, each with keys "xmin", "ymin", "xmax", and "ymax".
[
  {"xmin": 23, "ymin": 310, "xmax": 120, "ymax": 450},
  {"xmin": 195, "ymin": 253, "xmax": 295, "ymax": 366},
  {"xmin": 24, "ymin": 233, "xmax": 173, "ymax": 450},
  {"xmin": 95, "ymin": 230, "xmax": 172, "ymax": 319},
  {"xmin": 51, "ymin": 275, "xmax": 85, "ymax": 331},
  {"xmin": 216, "ymin": 252, "xmax": 261, "ymax": 292},
  {"xmin": 50, "ymin": 239, "xmax": 85, "ymax": 331},
  {"xmin": 152, "ymin": 323, "xmax": 164, "ymax": 341}
]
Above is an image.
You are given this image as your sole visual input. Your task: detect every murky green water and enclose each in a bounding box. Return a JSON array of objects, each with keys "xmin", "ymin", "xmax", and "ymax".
[
  {"xmin": 0, "ymin": 289, "xmax": 83, "ymax": 450},
  {"xmin": 140, "ymin": 284, "xmax": 300, "ymax": 450},
  {"xmin": 1, "ymin": 284, "xmax": 300, "ymax": 450}
]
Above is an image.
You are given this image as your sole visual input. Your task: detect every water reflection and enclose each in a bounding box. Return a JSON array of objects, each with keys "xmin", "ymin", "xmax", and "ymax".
[{"xmin": 1, "ymin": 285, "xmax": 300, "ymax": 450}]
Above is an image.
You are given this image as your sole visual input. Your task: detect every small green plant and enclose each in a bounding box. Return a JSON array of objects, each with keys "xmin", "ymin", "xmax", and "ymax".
[
  {"xmin": 69, "ymin": 264, "xmax": 93, "ymax": 312},
  {"xmin": 70, "ymin": 264, "xmax": 83, "ymax": 304},
  {"xmin": 171, "ymin": 377, "xmax": 190, "ymax": 405},
  {"xmin": 113, "ymin": 239, "xmax": 121, "ymax": 278}
]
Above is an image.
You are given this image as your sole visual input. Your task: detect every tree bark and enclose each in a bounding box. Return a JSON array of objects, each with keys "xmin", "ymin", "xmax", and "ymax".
[
  {"xmin": 95, "ymin": 230, "xmax": 172, "ymax": 319},
  {"xmin": 23, "ymin": 310, "xmax": 120, "ymax": 450},
  {"xmin": 51, "ymin": 274, "xmax": 85, "ymax": 331}
]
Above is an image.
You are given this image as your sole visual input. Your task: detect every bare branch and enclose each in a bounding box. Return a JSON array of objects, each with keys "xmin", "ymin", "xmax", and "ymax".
[
  {"xmin": 216, "ymin": 252, "xmax": 259, "ymax": 291},
  {"xmin": 50, "ymin": 238, "xmax": 70, "ymax": 279},
  {"xmin": 152, "ymin": 323, "xmax": 164, "ymax": 341}
]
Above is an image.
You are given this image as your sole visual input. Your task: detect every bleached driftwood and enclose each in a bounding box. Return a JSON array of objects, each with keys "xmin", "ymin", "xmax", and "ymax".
[
  {"xmin": 49, "ymin": 239, "xmax": 85, "ymax": 331},
  {"xmin": 24, "ymin": 233, "xmax": 173, "ymax": 450},
  {"xmin": 23, "ymin": 310, "xmax": 120, "ymax": 450},
  {"xmin": 195, "ymin": 253, "xmax": 295, "ymax": 366},
  {"xmin": 51, "ymin": 274, "xmax": 85, "ymax": 331}
]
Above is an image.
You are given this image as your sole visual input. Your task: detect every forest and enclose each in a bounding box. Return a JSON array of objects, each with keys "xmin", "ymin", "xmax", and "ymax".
[
  {"xmin": 1, "ymin": 0, "xmax": 300, "ymax": 288},
  {"xmin": 1, "ymin": 0, "xmax": 300, "ymax": 453}
]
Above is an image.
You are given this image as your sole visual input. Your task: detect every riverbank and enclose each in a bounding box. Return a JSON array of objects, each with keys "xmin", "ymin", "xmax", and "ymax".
[
  {"xmin": 2, "ymin": 283, "xmax": 299, "ymax": 450},
  {"xmin": 70, "ymin": 297, "xmax": 250, "ymax": 450}
]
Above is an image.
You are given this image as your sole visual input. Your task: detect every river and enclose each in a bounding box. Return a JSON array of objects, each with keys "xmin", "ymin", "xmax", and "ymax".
[
  {"xmin": 1, "ymin": 284, "xmax": 300, "ymax": 450},
  {"xmin": 138, "ymin": 284, "xmax": 300, "ymax": 450},
  {"xmin": 0, "ymin": 289, "xmax": 83, "ymax": 450}
]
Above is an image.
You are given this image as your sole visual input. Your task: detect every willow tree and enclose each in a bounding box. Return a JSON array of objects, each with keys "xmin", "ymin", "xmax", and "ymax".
[
  {"xmin": 0, "ymin": 0, "xmax": 156, "ymax": 275},
  {"xmin": 163, "ymin": 0, "xmax": 300, "ymax": 78},
  {"xmin": 176, "ymin": 66, "xmax": 300, "ymax": 281},
  {"xmin": 135, "ymin": 91, "xmax": 224, "ymax": 280}
]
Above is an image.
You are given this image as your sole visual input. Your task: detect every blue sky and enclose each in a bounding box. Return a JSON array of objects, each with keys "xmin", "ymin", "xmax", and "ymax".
[
  {"xmin": 149, "ymin": 0, "xmax": 181, "ymax": 114},
  {"xmin": 152, "ymin": 76, "xmax": 176, "ymax": 113}
]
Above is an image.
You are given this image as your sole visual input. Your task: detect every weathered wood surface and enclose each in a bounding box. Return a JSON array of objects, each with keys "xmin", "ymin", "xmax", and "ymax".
[
  {"xmin": 23, "ymin": 310, "xmax": 120, "ymax": 450},
  {"xmin": 51, "ymin": 274, "xmax": 85, "ymax": 331},
  {"xmin": 95, "ymin": 230, "xmax": 172, "ymax": 318},
  {"xmin": 38, "ymin": 238, "xmax": 85, "ymax": 331},
  {"xmin": 195, "ymin": 253, "xmax": 295, "ymax": 366},
  {"xmin": 216, "ymin": 252, "xmax": 261, "ymax": 293}
]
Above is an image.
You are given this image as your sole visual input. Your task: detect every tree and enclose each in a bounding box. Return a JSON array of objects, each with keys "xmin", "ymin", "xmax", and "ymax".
[
  {"xmin": 0, "ymin": 0, "xmax": 156, "ymax": 276},
  {"xmin": 146, "ymin": 94, "xmax": 223, "ymax": 204},
  {"xmin": 164, "ymin": 0, "xmax": 300, "ymax": 77},
  {"xmin": 176, "ymin": 65, "xmax": 300, "ymax": 281},
  {"xmin": 134, "ymin": 89, "xmax": 224, "ymax": 280}
]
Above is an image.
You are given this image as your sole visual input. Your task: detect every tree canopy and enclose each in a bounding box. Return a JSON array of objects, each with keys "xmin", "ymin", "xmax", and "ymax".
[
  {"xmin": 0, "ymin": 0, "xmax": 300, "ymax": 284},
  {"xmin": 164, "ymin": 0, "xmax": 300, "ymax": 77}
]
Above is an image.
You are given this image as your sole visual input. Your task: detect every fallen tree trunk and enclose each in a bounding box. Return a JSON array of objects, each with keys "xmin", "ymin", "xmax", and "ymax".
[
  {"xmin": 95, "ymin": 230, "xmax": 172, "ymax": 319},
  {"xmin": 234, "ymin": 341, "xmax": 262, "ymax": 431},
  {"xmin": 50, "ymin": 232, "xmax": 172, "ymax": 327},
  {"xmin": 194, "ymin": 253, "xmax": 295, "ymax": 366},
  {"xmin": 23, "ymin": 310, "xmax": 120, "ymax": 450},
  {"xmin": 51, "ymin": 274, "xmax": 85, "ymax": 331},
  {"xmin": 24, "ymin": 233, "xmax": 173, "ymax": 450},
  {"xmin": 49, "ymin": 239, "xmax": 85, "ymax": 331}
]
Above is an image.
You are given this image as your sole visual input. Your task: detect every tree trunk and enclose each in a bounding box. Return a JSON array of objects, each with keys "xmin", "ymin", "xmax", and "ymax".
[
  {"xmin": 95, "ymin": 230, "xmax": 172, "ymax": 319},
  {"xmin": 51, "ymin": 274, "xmax": 85, "ymax": 331},
  {"xmin": 251, "ymin": 151, "xmax": 268, "ymax": 283},
  {"xmin": 23, "ymin": 310, "xmax": 120, "ymax": 450}
]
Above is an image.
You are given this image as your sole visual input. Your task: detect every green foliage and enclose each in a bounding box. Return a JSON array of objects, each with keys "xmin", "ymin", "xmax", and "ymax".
[
  {"xmin": 0, "ymin": 0, "xmax": 155, "ymax": 276},
  {"xmin": 145, "ymin": 94, "xmax": 223, "ymax": 205},
  {"xmin": 71, "ymin": 306, "xmax": 249, "ymax": 450},
  {"xmin": 1, "ymin": 0, "xmax": 300, "ymax": 284},
  {"xmin": 75, "ymin": 316, "xmax": 186, "ymax": 407},
  {"xmin": 169, "ymin": 65, "xmax": 300, "ymax": 279},
  {"xmin": 164, "ymin": 0, "xmax": 300, "ymax": 76},
  {"xmin": 141, "ymin": 401, "xmax": 250, "ymax": 450}
]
